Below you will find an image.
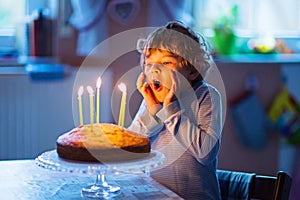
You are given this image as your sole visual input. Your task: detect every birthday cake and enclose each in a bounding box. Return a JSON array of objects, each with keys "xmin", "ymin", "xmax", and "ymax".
[{"xmin": 56, "ymin": 123, "xmax": 150, "ymax": 162}]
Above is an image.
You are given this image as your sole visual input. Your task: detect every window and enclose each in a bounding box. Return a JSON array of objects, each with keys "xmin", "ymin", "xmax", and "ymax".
[
  {"xmin": 0, "ymin": 0, "xmax": 58, "ymax": 57},
  {"xmin": 0, "ymin": 1, "xmax": 25, "ymax": 29},
  {"xmin": 193, "ymin": 0, "xmax": 300, "ymax": 38},
  {"xmin": 0, "ymin": 0, "xmax": 25, "ymax": 55}
]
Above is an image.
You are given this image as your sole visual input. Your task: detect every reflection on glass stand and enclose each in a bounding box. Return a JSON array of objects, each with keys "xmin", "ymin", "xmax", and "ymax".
[
  {"xmin": 35, "ymin": 150, "xmax": 165, "ymax": 199},
  {"xmin": 82, "ymin": 171, "xmax": 121, "ymax": 199}
]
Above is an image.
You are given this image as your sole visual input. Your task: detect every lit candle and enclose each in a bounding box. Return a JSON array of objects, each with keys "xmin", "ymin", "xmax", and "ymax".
[
  {"xmin": 96, "ymin": 77, "xmax": 102, "ymax": 124},
  {"xmin": 118, "ymin": 83, "xmax": 127, "ymax": 127},
  {"xmin": 87, "ymin": 86, "xmax": 94, "ymax": 127},
  {"xmin": 77, "ymin": 86, "xmax": 84, "ymax": 126}
]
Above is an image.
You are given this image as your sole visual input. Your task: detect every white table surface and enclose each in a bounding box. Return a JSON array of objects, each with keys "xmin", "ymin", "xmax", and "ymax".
[{"xmin": 0, "ymin": 159, "xmax": 182, "ymax": 200}]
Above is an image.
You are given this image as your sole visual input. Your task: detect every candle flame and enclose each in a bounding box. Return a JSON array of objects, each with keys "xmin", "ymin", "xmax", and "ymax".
[
  {"xmin": 118, "ymin": 83, "xmax": 127, "ymax": 94},
  {"xmin": 87, "ymin": 86, "xmax": 94, "ymax": 95},
  {"xmin": 78, "ymin": 86, "xmax": 84, "ymax": 96},
  {"xmin": 96, "ymin": 77, "xmax": 102, "ymax": 88}
]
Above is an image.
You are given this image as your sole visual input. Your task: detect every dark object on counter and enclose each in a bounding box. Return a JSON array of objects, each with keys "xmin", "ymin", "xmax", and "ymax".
[
  {"xmin": 25, "ymin": 64, "xmax": 65, "ymax": 80},
  {"xmin": 217, "ymin": 170, "xmax": 292, "ymax": 200},
  {"xmin": 30, "ymin": 9, "xmax": 53, "ymax": 57}
]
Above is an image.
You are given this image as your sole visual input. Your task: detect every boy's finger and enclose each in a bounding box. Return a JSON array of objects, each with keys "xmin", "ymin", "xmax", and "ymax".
[
  {"xmin": 136, "ymin": 72, "xmax": 145, "ymax": 89},
  {"xmin": 142, "ymin": 82, "xmax": 148, "ymax": 92}
]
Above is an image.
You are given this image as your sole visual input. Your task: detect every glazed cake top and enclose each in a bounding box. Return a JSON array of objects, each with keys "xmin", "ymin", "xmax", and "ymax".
[{"xmin": 56, "ymin": 123, "xmax": 149, "ymax": 149}]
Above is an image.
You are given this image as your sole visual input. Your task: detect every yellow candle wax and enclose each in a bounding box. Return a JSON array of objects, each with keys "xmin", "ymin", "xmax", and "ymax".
[
  {"xmin": 118, "ymin": 83, "xmax": 127, "ymax": 127},
  {"xmin": 121, "ymin": 92, "xmax": 127, "ymax": 127},
  {"xmin": 77, "ymin": 86, "xmax": 84, "ymax": 126},
  {"xmin": 96, "ymin": 77, "xmax": 102, "ymax": 123},
  {"xmin": 87, "ymin": 86, "xmax": 94, "ymax": 127}
]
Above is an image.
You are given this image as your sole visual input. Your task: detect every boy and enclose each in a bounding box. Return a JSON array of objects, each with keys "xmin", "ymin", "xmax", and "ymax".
[{"xmin": 129, "ymin": 21, "xmax": 222, "ymax": 199}]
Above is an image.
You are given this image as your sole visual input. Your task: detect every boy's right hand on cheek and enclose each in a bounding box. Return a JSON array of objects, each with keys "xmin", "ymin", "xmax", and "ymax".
[
  {"xmin": 136, "ymin": 72, "xmax": 160, "ymax": 115},
  {"xmin": 136, "ymin": 72, "xmax": 150, "ymax": 95}
]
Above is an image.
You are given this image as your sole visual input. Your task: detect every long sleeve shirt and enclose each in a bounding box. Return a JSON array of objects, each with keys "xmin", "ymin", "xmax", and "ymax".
[{"xmin": 128, "ymin": 80, "xmax": 222, "ymax": 199}]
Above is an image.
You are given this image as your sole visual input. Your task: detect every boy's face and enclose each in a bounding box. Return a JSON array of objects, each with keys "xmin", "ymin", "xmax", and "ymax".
[{"xmin": 143, "ymin": 49, "xmax": 191, "ymax": 103}]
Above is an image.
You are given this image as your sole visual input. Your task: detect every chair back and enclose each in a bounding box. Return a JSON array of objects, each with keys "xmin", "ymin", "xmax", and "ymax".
[{"xmin": 217, "ymin": 170, "xmax": 292, "ymax": 200}]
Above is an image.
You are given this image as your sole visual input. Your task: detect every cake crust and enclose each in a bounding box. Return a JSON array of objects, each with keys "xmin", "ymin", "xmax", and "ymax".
[{"xmin": 56, "ymin": 123, "xmax": 150, "ymax": 162}]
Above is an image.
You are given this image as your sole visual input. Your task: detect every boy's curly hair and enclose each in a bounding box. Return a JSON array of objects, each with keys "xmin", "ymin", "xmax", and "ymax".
[{"xmin": 137, "ymin": 21, "xmax": 213, "ymax": 78}]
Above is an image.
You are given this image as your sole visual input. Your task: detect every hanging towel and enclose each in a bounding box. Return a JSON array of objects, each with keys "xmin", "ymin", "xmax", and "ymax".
[
  {"xmin": 69, "ymin": 0, "xmax": 108, "ymax": 56},
  {"xmin": 230, "ymin": 91, "xmax": 271, "ymax": 149},
  {"xmin": 69, "ymin": 0, "xmax": 193, "ymax": 56}
]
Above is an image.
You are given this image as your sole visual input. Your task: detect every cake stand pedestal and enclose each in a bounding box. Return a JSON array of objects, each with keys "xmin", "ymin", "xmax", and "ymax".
[
  {"xmin": 81, "ymin": 171, "xmax": 121, "ymax": 198},
  {"xmin": 35, "ymin": 150, "xmax": 165, "ymax": 199}
]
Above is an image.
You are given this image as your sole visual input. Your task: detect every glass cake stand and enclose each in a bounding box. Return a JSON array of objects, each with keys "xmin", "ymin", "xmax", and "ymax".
[{"xmin": 35, "ymin": 150, "xmax": 165, "ymax": 199}]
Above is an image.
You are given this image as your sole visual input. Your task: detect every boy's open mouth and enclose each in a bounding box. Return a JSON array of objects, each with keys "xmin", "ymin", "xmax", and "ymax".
[{"xmin": 152, "ymin": 79, "xmax": 162, "ymax": 91}]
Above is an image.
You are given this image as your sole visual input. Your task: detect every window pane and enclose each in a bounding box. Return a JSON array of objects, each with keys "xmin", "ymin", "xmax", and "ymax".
[
  {"xmin": 193, "ymin": 0, "xmax": 300, "ymax": 37},
  {"xmin": 255, "ymin": 0, "xmax": 300, "ymax": 34},
  {"xmin": 0, "ymin": 0, "xmax": 25, "ymax": 55},
  {"xmin": 0, "ymin": 0, "xmax": 25, "ymax": 30}
]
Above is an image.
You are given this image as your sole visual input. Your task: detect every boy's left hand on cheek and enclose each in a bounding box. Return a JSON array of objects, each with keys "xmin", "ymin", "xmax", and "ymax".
[{"xmin": 164, "ymin": 70, "xmax": 180, "ymax": 107}]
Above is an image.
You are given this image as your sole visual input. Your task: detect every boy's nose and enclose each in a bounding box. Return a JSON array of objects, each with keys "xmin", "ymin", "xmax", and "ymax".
[{"xmin": 151, "ymin": 64, "xmax": 161, "ymax": 74}]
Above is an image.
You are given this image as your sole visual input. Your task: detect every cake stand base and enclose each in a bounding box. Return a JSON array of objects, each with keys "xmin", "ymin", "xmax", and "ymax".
[
  {"xmin": 36, "ymin": 150, "xmax": 165, "ymax": 199},
  {"xmin": 81, "ymin": 174, "xmax": 121, "ymax": 199},
  {"xmin": 81, "ymin": 173, "xmax": 120, "ymax": 199}
]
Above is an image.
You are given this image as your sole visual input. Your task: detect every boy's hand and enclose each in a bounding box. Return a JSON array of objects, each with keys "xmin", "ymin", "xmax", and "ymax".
[{"xmin": 136, "ymin": 72, "xmax": 160, "ymax": 115}]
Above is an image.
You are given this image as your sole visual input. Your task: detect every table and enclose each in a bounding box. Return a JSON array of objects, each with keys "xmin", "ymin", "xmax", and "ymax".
[{"xmin": 0, "ymin": 160, "xmax": 182, "ymax": 200}]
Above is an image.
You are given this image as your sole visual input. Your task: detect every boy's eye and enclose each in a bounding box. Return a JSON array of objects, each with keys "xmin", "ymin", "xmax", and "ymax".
[
  {"xmin": 143, "ymin": 63, "xmax": 152, "ymax": 71},
  {"xmin": 162, "ymin": 61, "xmax": 172, "ymax": 65},
  {"xmin": 144, "ymin": 63, "xmax": 152, "ymax": 68}
]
